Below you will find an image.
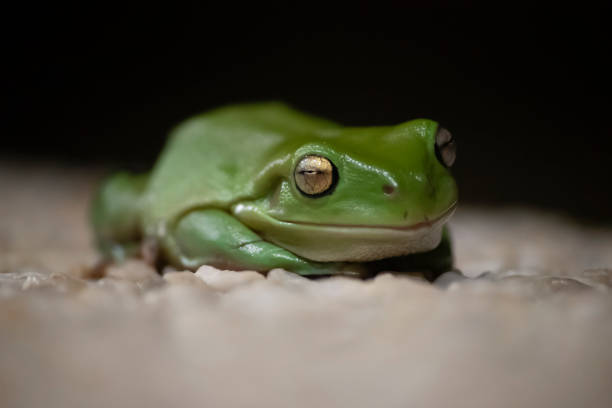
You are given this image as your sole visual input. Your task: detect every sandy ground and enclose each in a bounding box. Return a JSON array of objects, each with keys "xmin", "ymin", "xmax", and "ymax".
[{"xmin": 1, "ymin": 161, "xmax": 611, "ymax": 408}]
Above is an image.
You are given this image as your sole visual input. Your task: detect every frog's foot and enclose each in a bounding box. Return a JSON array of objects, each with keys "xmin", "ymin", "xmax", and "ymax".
[
  {"xmin": 139, "ymin": 236, "xmax": 163, "ymax": 268},
  {"xmin": 91, "ymin": 171, "xmax": 149, "ymax": 262},
  {"xmin": 165, "ymin": 209, "xmax": 348, "ymax": 276}
]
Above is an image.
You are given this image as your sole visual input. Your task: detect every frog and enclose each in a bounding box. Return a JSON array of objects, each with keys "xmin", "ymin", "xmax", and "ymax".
[{"xmin": 91, "ymin": 102, "xmax": 458, "ymax": 281}]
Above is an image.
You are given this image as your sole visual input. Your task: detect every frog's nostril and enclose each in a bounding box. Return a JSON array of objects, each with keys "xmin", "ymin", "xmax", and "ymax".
[{"xmin": 382, "ymin": 184, "xmax": 395, "ymax": 195}]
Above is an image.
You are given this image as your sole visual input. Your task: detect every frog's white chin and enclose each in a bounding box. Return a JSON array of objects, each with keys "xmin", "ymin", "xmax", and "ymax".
[
  {"xmin": 269, "ymin": 219, "xmax": 448, "ymax": 262},
  {"xmin": 233, "ymin": 204, "xmax": 455, "ymax": 262}
]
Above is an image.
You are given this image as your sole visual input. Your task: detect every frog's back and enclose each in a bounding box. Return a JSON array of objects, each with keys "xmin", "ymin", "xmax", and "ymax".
[{"xmin": 143, "ymin": 102, "xmax": 339, "ymax": 229}]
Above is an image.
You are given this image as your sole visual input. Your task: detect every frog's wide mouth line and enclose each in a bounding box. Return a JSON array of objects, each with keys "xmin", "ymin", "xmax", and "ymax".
[{"xmin": 276, "ymin": 203, "xmax": 457, "ymax": 231}]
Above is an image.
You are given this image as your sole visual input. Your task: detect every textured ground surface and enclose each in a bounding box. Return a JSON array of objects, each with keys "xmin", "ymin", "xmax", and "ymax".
[{"xmin": 1, "ymin": 161, "xmax": 612, "ymax": 408}]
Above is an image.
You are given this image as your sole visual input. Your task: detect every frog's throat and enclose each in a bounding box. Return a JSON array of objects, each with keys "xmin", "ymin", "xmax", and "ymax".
[{"xmin": 232, "ymin": 203, "xmax": 456, "ymax": 262}]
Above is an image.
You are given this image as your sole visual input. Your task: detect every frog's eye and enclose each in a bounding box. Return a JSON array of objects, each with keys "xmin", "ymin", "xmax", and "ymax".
[
  {"xmin": 294, "ymin": 155, "xmax": 338, "ymax": 197},
  {"xmin": 435, "ymin": 127, "xmax": 456, "ymax": 168}
]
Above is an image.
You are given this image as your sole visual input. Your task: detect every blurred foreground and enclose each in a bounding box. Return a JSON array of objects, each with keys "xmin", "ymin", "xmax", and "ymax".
[{"xmin": 1, "ymin": 161, "xmax": 611, "ymax": 408}]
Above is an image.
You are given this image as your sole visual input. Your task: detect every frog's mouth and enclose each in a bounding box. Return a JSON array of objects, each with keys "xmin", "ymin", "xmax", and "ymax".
[
  {"xmin": 233, "ymin": 203, "xmax": 456, "ymax": 262},
  {"xmin": 279, "ymin": 203, "xmax": 457, "ymax": 231}
]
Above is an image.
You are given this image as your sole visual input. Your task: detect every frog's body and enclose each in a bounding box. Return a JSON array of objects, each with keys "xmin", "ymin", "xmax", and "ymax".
[{"xmin": 92, "ymin": 103, "xmax": 457, "ymax": 280}]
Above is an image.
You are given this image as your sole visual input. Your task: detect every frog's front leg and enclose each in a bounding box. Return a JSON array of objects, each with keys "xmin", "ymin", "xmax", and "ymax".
[{"xmin": 164, "ymin": 209, "xmax": 348, "ymax": 276}]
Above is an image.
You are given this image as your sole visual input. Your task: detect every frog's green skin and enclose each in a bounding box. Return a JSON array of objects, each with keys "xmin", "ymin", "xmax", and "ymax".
[{"xmin": 92, "ymin": 102, "xmax": 458, "ymax": 280}]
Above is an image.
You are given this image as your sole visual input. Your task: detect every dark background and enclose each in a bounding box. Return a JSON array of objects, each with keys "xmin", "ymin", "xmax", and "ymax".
[{"xmin": 4, "ymin": 6, "xmax": 611, "ymax": 222}]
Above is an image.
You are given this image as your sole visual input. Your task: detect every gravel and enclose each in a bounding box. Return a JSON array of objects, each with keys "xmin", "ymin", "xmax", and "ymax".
[{"xmin": 1, "ymin": 161, "xmax": 611, "ymax": 408}]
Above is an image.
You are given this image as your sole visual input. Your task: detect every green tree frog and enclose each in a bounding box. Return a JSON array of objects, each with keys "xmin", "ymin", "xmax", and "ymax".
[{"xmin": 92, "ymin": 102, "xmax": 457, "ymax": 280}]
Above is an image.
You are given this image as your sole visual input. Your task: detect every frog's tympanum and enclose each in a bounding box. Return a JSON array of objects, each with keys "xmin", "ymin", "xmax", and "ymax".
[{"xmin": 92, "ymin": 103, "xmax": 457, "ymax": 280}]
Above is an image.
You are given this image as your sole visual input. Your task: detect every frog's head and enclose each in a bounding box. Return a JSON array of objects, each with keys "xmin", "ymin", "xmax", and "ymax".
[{"xmin": 233, "ymin": 119, "xmax": 458, "ymax": 263}]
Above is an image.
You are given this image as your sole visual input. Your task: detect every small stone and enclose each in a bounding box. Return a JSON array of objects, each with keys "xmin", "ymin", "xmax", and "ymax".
[
  {"xmin": 194, "ymin": 265, "xmax": 264, "ymax": 292},
  {"xmin": 544, "ymin": 277, "xmax": 592, "ymax": 294},
  {"xmin": 45, "ymin": 272, "xmax": 88, "ymax": 292},
  {"xmin": 0, "ymin": 269, "xmax": 86, "ymax": 294},
  {"xmin": 495, "ymin": 274, "xmax": 594, "ymax": 295},
  {"xmin": 580, "ymin": 268, "xmax": 612, "ymax": 288},
  {"xmin": 163, "ymin": 271, "xmax": 210, "ymax": 290},
  {"xmin": 161, "ymin": 265, "xmax": 181, "ymax": 275},
  {"xmin": 0, "ymin": 270, "xmax": 43, "ymax": 292},
  {"xmin": 266, "ymin": 268, "xmax": 310, "ymax": 286},
  {"xmin": 105, "ymin": 260, "xmax": 163, "ymax": 287},
  {"xmin": 433, "ymin": 271, "xmax": 468, "ymax": 289}
]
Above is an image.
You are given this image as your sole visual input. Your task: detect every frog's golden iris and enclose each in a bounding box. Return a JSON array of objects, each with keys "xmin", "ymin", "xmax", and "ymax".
[{"xmin": 294, "ymin": 155, "xmax": 337, "ymax": 197}]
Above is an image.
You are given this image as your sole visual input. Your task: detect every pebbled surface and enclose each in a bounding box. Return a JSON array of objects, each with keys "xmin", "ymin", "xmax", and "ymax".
[{"xmin": 1, "ymin": 161, "xmax": 612, "ymax": 408}]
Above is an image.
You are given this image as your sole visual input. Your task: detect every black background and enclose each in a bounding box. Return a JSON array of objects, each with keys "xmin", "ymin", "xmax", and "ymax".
[{"xmin": 4, "ymin": 6, "xmax": 611, "ymax": 222}]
